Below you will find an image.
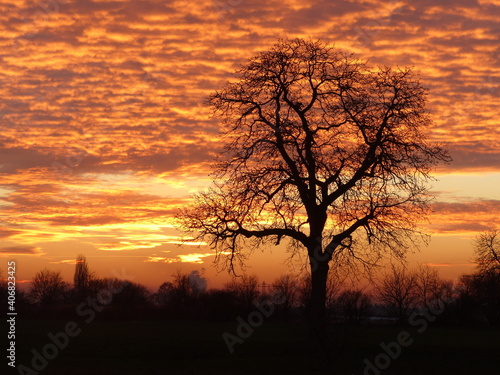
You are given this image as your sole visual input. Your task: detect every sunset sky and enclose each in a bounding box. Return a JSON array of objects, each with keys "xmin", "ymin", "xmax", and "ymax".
[{"xmin": 0, "ymin": 0, "xmax": 498, "ymax": 290}]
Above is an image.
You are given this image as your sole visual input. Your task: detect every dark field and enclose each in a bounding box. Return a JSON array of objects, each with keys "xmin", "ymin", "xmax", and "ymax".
[{"xmin": 5, "ymin": 316, "xmax": 499, "ymax": 375}]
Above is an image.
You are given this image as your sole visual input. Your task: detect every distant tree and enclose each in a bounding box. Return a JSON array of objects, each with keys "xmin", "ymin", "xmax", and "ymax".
[
  {"xmin": 154, "ymin": 281, "xmax": 175, "ymax": 306},
  {"xmin": 177, "ymin": 38, "xmax": 449, "ymax": 335},
  {"xmin": 73, "ymin": 254, "xmax": 94, "ymax": 299},
  {"xmin": 272, "ymin": 274, "xmax": 299, "ymax": 318},
  {"xmin": 439, "ymin": 280, "xmax": 456, "ymax": 302},
  {"xmin": 154, "ymin": 271, "xmax": 207, "ymax": 313},
  {"xmin": 298, "ymin": 274, "xmax": 312, "ymax": 310},
  {"xmin": 325, "ymin": 269, "xmax": 347, "ymax": 314},
  {"xmin": 452, "ymin": 231, "xmax": 500, "ymax": 325},
  {"xmin": 414, "ymin": 264, "xmax": 444, "ymax": 309},
  {"xmin": 455, "ymin": 274, "xmax": 480, "ymax": 324},
  {"xmin": 111, "ymin": 280, "xmax": 150, "ymax": 306},
  {"xmin": 474, "ymin": 230, "xmax": 500, "ymax": 274},
  {"xmin": 171, "ymin": 270, "xmax": 202, "ymax": 305},
  {"xmin": 224, "ymin": 274, "xmax": 260, "ymax": 311},
  {"xmin": 30, "ymin": 269, "xmax": 67, "ymax": 305},
  {"xmin": 457, "ymin": 272, "xmax": 500, "ymax": 326},
  {"xmin": 336, "ymin": 289, "xmax": 371, "ymax": 323},
  {"xmin": 378, "ymin": 265, "xmax": 417, "ymax": 324}
]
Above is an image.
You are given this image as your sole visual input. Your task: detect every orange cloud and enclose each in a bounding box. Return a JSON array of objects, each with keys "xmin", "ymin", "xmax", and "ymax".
[
  {"xmin": 428, "ymin": 199, "xmax": 500, "ymax": 234},
  {"xmin": 48, "ymin": 259, "xmax": 79, "ymax": 265},
  {"xmin": 144, "ymin": 252, "xmax": 213, "ymax": 264},
  {"xmin": 423, "ymin": 262, "xmax": 476, "ymax": 267},
  {"xmin": 0, "ymin": 246, "xmax": 43, "ymax": 255},
  {"xmin": 0, "ymin": 0, "xmax": 498, "ymax": 285}
]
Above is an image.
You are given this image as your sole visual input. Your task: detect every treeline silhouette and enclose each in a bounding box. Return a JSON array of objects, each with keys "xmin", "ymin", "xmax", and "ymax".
[{"xmin": 1, "ymin": 252, "xmax": 499, "ymax": 326}]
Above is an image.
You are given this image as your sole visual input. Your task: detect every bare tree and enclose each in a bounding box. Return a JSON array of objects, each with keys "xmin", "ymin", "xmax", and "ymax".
[
  {"xmin": 452, "ymin": 233, "xmax": 500, "ymax": 325},
  {"xmin": 336, "ymin": 289, "xmax": 371, "ymax": 323},
  {"xmin": 414, "ymin": 264, "xmax": 444, "ymax": 309},
  {"xmin": 378, "ymin": 265, "xmax": 417, "ymax": 324},
  {"xmin": 224, "ymin": 274, "xmax": 260, "ymax": 311},
  {"xmin": 272, "ymin": 274, "xmax": 299, "ymax": 318},
  {"xmin": 171, "ymin": 270, "xmax": 201, "ymax": 305},
  {"xmin": 325, "ymin": 268, "xmax": 348, "ymax": 313},
  {"xmin": 474, "ymin": 230, "xmax": 500, "ymax": 274},
  {"xmin": 30, "ymin": 269, "xmax": 67, "ymax": 305},
  {"xmin": 154, "ymin": 281, "xmax": 175, "ymax": 306},
  {"xmin": 458, "ymin": 272, "xmax": 500, "ymax": 325},
  {"xmin": 177, "ymin": 38, "xmax": 449, "ymax": 335},
  {"xmin": 74, "ymin": 254, "xmax": 93, "ymax": 298},
  {"xmin": 298, "ymin": 273, "xmax": 312, "ymax": 310}
]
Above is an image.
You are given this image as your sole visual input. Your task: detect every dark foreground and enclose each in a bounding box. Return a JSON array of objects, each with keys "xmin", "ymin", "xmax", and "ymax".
[{"xmin": 5, "ymin": 317, "xmax": 499, "ymax": 375}]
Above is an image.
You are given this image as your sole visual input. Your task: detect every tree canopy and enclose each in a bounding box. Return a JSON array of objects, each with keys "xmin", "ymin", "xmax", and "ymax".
[
  {"xmin": 474, "ymin": 230, "xmax": 500, "ymax": 274},
  {"xmin": 178, "ymin": 38, "xmax": 449, "ymax": 273}
]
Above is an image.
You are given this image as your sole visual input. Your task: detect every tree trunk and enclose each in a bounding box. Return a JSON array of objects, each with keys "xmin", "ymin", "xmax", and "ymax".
[{"xmin": 309, "ymin": 258, "xmax": 329, "ymax": 338}]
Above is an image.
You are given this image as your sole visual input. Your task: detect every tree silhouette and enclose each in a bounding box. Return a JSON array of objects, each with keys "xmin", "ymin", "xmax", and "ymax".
[
  {"xmin": 30, "ymin": 269, "xmax": 67, "ymax": 305},
  {"xmin": 178, "ymin": 38, "xmax": 449, "ymax": 335},
  {"xmin": 154, "ymin": 281, "xmax": 175, "ymax": 306},
  {"xmin": 414, "ymin": 264, "xmax": 445, "ymax": 310},
  {"xmin": 461, "ymin": 231, "xmax": 500, "ymax": 325},
  {"xmin": 171, "ymin": 270, "xmax": 202, "ymax": 305},
  {"xmin": 74, "ymin": 254, "xmax": 93, "ymax": 299},
  {"xmin": 378, "ymin": 265, "xmax": 417, "ymax": 324},
  {"xmin": 474, "ymin": 230, "xmax": 500, "ymax": 274},
  {"xmin": 336, "ymin": 289, "xmax": 371, "ymax": 324},
  {"xmin": 111, "ymin": 280, "xmax": 150, "ymax": 307},
  {"xmin": 458, "ymin": 272, "xmax": 500, "ymax": 325},
  {"xmin": 272, "ymin": 274, "xmax": 299, "ymax": 319},
  {"xmin": 224, "ymin": 274, "xmax": 260, "ymax": 312}
]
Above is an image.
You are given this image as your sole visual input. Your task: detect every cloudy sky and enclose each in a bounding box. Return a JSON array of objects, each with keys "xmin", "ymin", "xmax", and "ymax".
[{"xmin": 0, "ymin": 0, "xmax": 498, "ymax": 289}]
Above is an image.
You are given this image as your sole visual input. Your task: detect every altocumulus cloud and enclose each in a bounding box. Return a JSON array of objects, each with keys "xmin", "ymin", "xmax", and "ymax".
[
  {"xmin": 0, "ymin": 246, "xmax": 43, "ymax": 255},
  {"xmin": 0, "ymin": 0, "xmax": 498, "ymax": 264}
]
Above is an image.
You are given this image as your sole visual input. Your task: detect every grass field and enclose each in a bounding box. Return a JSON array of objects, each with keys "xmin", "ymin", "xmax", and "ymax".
[{"xmin": 7, "ymin": 317, "xmax": 499, "ymax": 375}]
